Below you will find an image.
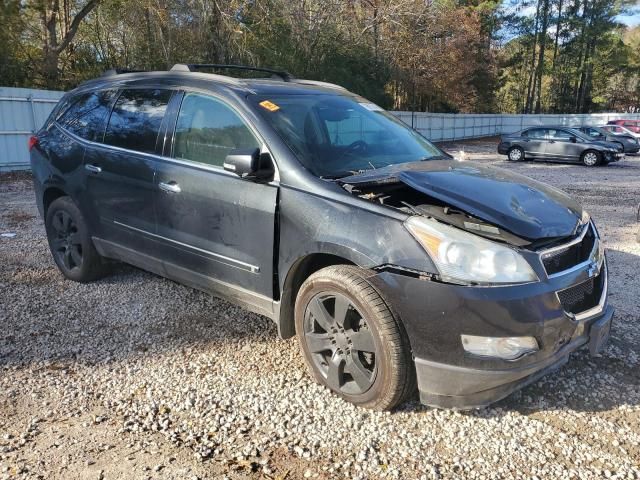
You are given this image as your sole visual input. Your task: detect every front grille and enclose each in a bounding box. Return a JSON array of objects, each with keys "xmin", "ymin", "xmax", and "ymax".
[
  {"xmin": 541, "ymin": 223, "xmax": 596, "ymax": 275},
  {"xmin": 557, "ymin": 269, "xmax": 604, "ymax": 315}
]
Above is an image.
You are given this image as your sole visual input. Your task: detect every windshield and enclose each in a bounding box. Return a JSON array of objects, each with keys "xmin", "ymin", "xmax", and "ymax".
[{"xmin": 251, "ymin": 94, "xmax": 444, "ymax": 177}]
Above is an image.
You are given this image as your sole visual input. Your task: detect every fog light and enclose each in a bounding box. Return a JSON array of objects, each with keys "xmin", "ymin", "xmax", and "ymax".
[{"xmin": 461, "ymin": 335, "xmax": 539, "ymax": 360}]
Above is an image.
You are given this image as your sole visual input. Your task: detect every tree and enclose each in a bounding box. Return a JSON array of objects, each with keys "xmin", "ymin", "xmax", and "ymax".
[{"xmin": 36, "ymin": 0, "xmax": 102, "ymax": 88}]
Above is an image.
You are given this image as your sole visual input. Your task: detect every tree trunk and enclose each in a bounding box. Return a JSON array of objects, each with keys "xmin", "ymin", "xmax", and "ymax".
[
  {"xmin": 525, "ymin": 0, "xmax": 542, "ymax": 113},
  {"xmin": 534, "ymin": 0, "xmax": 550, "ymax": 113},
  {"xmin": 40, "ymin": 0, "xmax": 102, "ymax": 89}
]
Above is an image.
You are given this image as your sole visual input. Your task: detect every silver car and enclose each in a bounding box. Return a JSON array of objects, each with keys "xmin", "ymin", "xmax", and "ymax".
[{"xmin": 498, "ymin": 127, "xmax": 624, "ymax": 166}]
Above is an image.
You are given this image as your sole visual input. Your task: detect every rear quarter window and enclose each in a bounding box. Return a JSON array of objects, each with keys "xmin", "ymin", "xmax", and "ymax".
[
  {"xmin": 57, "ymin": 90, "xmax": 117, "ymax": 141},
  {"xmin": 104, "ymin": 89, "xmax": 172, "ymax": 154}
]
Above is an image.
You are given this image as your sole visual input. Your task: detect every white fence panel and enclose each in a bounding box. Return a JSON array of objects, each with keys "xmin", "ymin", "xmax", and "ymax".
[
  {"xmin": 392, "ymin": 111, "xmax": 640, "ymax": 142},
  {"xmin": 0, "ymin": 87, "xmax": 64, "ymax": 172}
]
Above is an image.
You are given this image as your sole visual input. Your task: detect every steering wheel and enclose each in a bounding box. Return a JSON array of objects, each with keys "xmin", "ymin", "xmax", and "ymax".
[{"xmin": 334, "ymin": 140, "xmax": 369, "ymax": 164}]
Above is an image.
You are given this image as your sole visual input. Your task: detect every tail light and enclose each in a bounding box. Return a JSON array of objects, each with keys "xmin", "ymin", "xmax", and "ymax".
[{"xmin": 28, "ymin": 135, "xmax": 38, "ymax": 151}]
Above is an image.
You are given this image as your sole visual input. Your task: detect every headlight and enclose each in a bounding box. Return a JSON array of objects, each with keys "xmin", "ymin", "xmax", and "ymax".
[{"xmin": 405, "ymin": 216, "xmax": 538, "ymax": 285}]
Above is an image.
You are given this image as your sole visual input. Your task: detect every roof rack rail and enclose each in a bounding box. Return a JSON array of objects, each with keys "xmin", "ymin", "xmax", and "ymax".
[
  {"xmin": 291, "ymin": 79, "xmax": 346, "ymax": 91},
  {"xmin": 101, "ymin": 68, "xmax": 146, "ymax": 76},
  {"xmin": 170, "ymin": 64, "xmax": 293, "ymax": 81}
]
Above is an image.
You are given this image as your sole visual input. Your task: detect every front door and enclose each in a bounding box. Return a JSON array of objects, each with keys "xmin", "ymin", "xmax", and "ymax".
[
  {"xmin": 153, "ymin": 91, "xmax": 278, "ymax": 300},
  {"xmin": 544, "ymin": 128, "xmax": 582, "ymax": 162},
  {"xmin": 83, "ymin": 88, "xmax": 173, "ymax": 252}
]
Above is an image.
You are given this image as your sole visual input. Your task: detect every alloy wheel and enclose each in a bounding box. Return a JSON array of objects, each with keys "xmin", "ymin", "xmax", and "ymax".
[
  {"xmin": 509, "ymin": 148, "xmax": 522, "ymax": 161},
  {"xmin": 303, "ymin": 292, "xmax": 377, "ymax": 395},
  {"xmin": 50, "ymin": 210, "xmax": 83, "ymax": 270},
  {"xmin": 583, "ymin": 152, "xmax": 599, "ymax": 166}
]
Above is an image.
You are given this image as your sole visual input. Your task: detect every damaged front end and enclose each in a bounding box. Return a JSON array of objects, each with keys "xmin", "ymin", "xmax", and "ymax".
[
  {"xmin": 339, "ymin": 160, "xmax": 587, "ymax": 249},
  {"xmin": 336, "ymin": 161, "xmax": 612, "ymax": 409}
]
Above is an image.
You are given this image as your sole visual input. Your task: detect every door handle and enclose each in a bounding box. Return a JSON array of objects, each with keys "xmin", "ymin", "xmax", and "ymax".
[
  {"xmin": 85, "ymin": 164, "xmax": 102, "ymax": 174},
  {"xmin": 159, "ymin": 181, "xmax": 181, "ymax": 193}
]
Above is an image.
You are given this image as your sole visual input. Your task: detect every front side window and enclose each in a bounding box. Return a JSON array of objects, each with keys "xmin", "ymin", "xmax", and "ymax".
[
  {"xmin": 57, "ymin": 90, "xmax": 117, "ymax": 141},
  {"xmin": 548, "ymin": 129, "xmax": 572, "ymax": 140},
  {"xmin": 173, "ymin": 93, "xmax": 260, "ymax": 167},
  {"xmin": 251, "ymin": 94, "xmax": 444, "ymax": 178},
  {"xmin": 104, "ymin": 89, "xmax": 172, "ymax": 154}
]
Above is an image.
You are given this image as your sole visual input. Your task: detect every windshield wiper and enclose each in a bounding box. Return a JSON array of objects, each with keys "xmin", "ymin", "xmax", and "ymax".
[{"xmin": 320, "ymin": 171, "xmax": 358, "ymax": 180}]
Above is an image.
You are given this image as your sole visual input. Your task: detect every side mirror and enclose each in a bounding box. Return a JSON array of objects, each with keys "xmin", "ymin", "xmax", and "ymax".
[
  {"xmin": 570, "ymin": 136, "xmax": 577, "ymax": 143},
  {"xmin": 223, "ymin": 148, "xmax": 274, "ymax": 180}
]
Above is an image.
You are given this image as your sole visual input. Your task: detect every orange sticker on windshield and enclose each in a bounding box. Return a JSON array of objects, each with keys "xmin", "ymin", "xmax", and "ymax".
[{"xmin": 259, "ymin": 100, "xmax": 280, "ymax": 112}]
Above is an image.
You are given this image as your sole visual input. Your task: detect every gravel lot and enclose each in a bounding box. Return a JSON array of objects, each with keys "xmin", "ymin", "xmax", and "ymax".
[{"xmin": 1, "ymin": 142, "xmax": 639, "ymax": 480}]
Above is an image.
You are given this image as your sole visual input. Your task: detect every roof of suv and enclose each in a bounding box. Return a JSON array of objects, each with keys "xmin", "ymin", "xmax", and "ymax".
[{"xmin": 78, "ymin": 65, "xmax": 352, "ymax": 97}]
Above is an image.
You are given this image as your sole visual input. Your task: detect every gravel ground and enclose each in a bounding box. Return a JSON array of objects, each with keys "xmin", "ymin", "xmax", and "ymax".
[{"xmin": 1, "ymin": 144, "xmax": 639, "ymax": 480}]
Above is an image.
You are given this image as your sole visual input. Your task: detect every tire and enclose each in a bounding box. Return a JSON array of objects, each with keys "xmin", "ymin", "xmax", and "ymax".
[
  {"xmin": 581, "ymin": 150, "xmax": 601, "ymax": 167},
  {"xmin": 507, "ymin": 146, "xmax": 524, "ymax": 162},
  {"xmin": 294, "ymin": 265, "xmax": 416, "ymax": 410},
  {"xmin": 45, "ymin": 196, "xmax": 109, "ymax": 282}
]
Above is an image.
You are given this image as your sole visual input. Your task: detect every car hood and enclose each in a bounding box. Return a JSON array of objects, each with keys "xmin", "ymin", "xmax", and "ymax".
[
  {"xmin": 592, "ymin": 140, "xmax": 623, "ymax": 150},
  {"xmin": 341, "ymin": 161, "xmax": 585, "ymax": 240}
]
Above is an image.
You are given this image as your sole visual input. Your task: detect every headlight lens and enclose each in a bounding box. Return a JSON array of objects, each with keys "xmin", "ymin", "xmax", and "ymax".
[
  {"xmin": 461, "ymin": 335, "xmax": 539, "ymax": 360},
  {"xmin": 405, "ymin": 216, "xmax": 538, "ymax": 285}
]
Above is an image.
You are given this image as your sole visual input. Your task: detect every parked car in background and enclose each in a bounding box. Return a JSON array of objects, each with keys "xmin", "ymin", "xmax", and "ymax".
[
  {"xmin": 577, "ymin": 126, "xmax": 640, "ymax": 154},
  {"xmin": 607, "ymin": 119, "xmax": 640, "ymax": 134},
  {"xmin": 498, "ymin": 126, "xmax": 624, "ymax": 166},
  {"xmin": 601, "ymin": 124, "xmax": 640, "ymax": 140}
]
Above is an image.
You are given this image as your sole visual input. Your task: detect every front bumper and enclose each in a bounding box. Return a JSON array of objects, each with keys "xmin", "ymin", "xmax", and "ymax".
[
  {"xmin": 415, "ymin": 306, "xmax": 613, "ymax": 409},
  {"xmin": 605, "ymin": 151, "xmax": 624, "ymax": 162},
  {"xmin": 370, "ymin": 251, "xmax": 612, "ymax": 409}
]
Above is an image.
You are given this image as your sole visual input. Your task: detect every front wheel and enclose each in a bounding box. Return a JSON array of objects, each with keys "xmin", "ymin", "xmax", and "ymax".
[
  {"xmin": 295, "ymin": 265, "xmax": 416, "ymax": 410},
  {"xmin": 45, "ymin": 196, "xmax": 109, "ymax": 282},
  {"xmin": 581, "ymin": 150, "xmax": 601, "ymax": 167},
  {"xmin": 507, "ymin": 146, "xmax": 524, "ymax": 162}
]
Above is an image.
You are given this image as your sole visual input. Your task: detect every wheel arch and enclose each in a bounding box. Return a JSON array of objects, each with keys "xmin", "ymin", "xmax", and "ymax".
[
  {"xmin": 276, "ymin": 252, "xmax": 357, "ymax": 339},
  {"xmin": 43, "ymin": 186, "xmax": 69, "ymax": 216}
]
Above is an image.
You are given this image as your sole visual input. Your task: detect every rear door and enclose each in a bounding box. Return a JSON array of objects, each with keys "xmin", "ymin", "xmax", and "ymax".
[
  {"xmin": 522, "ymin": 128, "xmax": 548, "ymax": 158},
  {"xmin": 153, "ymin": 91, "xmax": 279, "ymax": 299},
  {"xmin": 82, "ymin": 88, "xmax": 173, "ymax": 252}
]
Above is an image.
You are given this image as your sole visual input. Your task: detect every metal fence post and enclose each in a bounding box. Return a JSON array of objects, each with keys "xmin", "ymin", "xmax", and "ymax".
[{"xmin": 28, "ymin": 94, "xmax": 37, "ymax": 133}]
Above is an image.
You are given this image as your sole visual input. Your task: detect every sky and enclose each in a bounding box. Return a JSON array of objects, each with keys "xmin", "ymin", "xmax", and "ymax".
[
  {"xmin": 502, "ymin": 1, "xmax": 640, "ymax": 29},
  {"xmin": 617, "ymin": 12, "xmax": 640, "ymax": 27}
]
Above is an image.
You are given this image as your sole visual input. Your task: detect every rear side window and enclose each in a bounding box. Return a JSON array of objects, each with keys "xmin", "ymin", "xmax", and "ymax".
[
  {"xmin": 527, "ymin": 128, "xmax": 547, "ymax": 139},
  {"xmin": 57, "ymin": 90, "xmax": 116, "ymax": 141},
  {"xmin": 173, "ymin": 93, "xmax": 259, "ymax": 167},
  {"xmin": 104, "ymin": 89, "xmax": 172, "ymax": 154}
]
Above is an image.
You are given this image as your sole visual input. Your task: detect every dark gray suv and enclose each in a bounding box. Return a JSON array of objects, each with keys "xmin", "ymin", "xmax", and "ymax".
[
  {"xmin": 30, "ymin": 65, "xmax": 613, "ymax": 410},
  {"xmin": 498, "ymin": 126, "xmax": 624, "ymax": 166}
]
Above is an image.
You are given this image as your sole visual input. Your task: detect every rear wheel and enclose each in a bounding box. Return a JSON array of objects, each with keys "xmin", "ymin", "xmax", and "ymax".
[
  {"xmin": 295, "ymin": 265, "xmax": 415, "ymax": 410},
  {"xmin": 581, "ymin": 150, "xmax": 601, "ymax": 167},
  {"xmin": 45, "ymin": 196, "xmax": 109, "ymax": 282},
  {"xmin": 507, "ymin": 146, "xmax": 524, "ymax": 162}
]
